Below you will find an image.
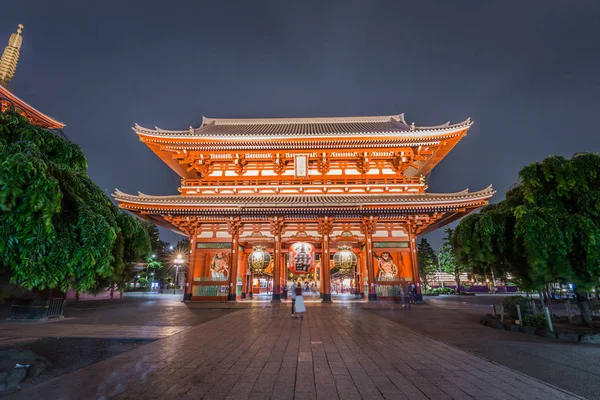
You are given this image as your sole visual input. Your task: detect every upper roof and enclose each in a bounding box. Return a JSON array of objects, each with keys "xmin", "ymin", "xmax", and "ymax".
[
  {"xmin": 0, "ymin": 84, "xmax": 65, "ymax": 129},
  {"xmin": 134, "ymin": 113, "xmax": 472, "ymax": 140}
]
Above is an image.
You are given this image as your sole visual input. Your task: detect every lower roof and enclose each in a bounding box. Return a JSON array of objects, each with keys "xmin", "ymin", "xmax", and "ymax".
[
  {"xmin": 114, "ymin": 187, "xmax": 493, "ymax": 209},
  {"xmin": 114, "ymin": 187, "xmax": 494, "ymax": 236}
]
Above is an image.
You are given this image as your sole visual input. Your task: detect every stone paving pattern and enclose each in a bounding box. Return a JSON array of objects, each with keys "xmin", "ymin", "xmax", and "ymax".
[{"xmin": 9, "ymin": 306, "xmax": 581, "ymax": 400}]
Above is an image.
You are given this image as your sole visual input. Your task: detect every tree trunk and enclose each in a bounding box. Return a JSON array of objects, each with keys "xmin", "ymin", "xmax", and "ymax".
[
  {"xmin": 575, "ymin": 291, "xmax": 593, "ymax": 327},
  {"xmin": 455, "ymin": 268, "xmax": 461, "ymax": 294}
]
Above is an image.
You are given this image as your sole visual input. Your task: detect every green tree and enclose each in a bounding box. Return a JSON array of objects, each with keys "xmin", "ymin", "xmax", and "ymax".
[
  {"xmin": 0, "ymin": 108, "xmax": 154, "ymax": 295},
  {"xmin": 452, "ymin": 154, "xmax": 600, "ymax": 326},
  {"xmin": 417, "ymin": 238, "xmax": 437, "ymax": 288},
  {"xmin": 141, "ymin": 220, "xmax": 160, "ymax": 253},
  {"xmin": 0, "ymin": 109, "xmax": 119, "ymax": 292},
  {"xmin": 439, "ymin": 228, "xmax": 469, "ymax": 293},
  {"xmin": 90, "ymin": 211, "xmax": 152, "ymax": 295}
]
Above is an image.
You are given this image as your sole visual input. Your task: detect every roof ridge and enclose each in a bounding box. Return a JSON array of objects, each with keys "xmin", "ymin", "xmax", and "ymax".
[{"xmin": 202, "ymin": 114, "xmax": 405, "ymax": 126}]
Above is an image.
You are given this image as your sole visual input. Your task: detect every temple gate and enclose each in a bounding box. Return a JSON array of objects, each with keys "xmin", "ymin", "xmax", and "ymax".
[{"xmin": 114, "ymin": 114, "xmax": 493, "ymax": 301}]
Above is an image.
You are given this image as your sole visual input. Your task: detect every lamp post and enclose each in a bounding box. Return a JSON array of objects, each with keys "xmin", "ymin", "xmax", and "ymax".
[{"xmin": 174, "ymin": 254, "xmax": 184, "ymax": 295}]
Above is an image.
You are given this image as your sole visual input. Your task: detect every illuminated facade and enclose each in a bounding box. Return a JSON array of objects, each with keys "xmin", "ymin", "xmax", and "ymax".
[{"xmin": 115, "ymin": 114, "xmax": 493, "ymax": 301}]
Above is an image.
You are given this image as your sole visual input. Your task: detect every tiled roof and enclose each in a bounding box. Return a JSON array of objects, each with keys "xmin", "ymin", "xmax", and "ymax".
[
  {"xmin": 114, "ymin": 186, "xmax": 494, "ymax": 208},
  {"xmin": 133, "ymin": 114, "xmax": 472, "ymax": 140},
  {"xmin": 0, "ymin": 85, "xmax": 65, "ymax": 129}
]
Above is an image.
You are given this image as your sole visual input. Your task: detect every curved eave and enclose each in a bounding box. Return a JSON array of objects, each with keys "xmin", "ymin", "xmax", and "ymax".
[
  {"xmin": 0, "ymin": 85, "xmax": 65, "ymax": 129},
  {"xmin": 133, "ymin": 120, "xmax": 472, "ymax": 143},
  {"xmin": 113, "ymin": 186, "xmax": 494, "ymax": 214}
]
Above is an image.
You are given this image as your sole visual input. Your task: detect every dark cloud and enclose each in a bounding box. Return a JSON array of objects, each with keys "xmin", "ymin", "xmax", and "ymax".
[{"xmin": 3, "ymin": 0, "xmax": 599, "ymax": 249}]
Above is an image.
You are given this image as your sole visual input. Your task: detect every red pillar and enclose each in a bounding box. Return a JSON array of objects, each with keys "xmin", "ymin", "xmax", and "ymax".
[
  {"xmin": 272, "ymin": 235, "xmax": 281, "ymax": 301},
  {"xmin": 227, "ymin": 220, "xmax": 240, "ymax": 302},
  {"xmin": 321, "ymin": 233, "xmax": 331, "ymax": 302},
  {"xmin": 280, "ymin": 253, "xmax": 286, "ymax": 296},
  {"xmin": 184, "ymin": 228, "xmax": 197, "ymax": 301},
  {"xmin": 241, "ymin": 252, "xmax": 248, "ymax": 299},
  {"xmin": 270, "ymin": 217, "xmax": 284, "ymax": 302},
  {"xmin": 318, "ymin": 217, "xmax": 333, "ymax": 303},
  {"xmin": 407, "ymin": 224, "xmax": 422, "ymax": 300},
  {"xmin": 362, "ymin": 216, "xmax": 378, "ymax": 301}
]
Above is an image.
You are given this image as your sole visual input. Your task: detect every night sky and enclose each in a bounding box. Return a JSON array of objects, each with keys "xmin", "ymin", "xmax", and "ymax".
[{"xmin": 2, "ymin": 1, "xmax": 599, "ymax": 250}]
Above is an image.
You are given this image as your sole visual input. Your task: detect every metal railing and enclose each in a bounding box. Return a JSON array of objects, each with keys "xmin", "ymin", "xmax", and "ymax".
[{"xmin": 8, "ymin": 298, "xmax": 65, "ymax": 320}]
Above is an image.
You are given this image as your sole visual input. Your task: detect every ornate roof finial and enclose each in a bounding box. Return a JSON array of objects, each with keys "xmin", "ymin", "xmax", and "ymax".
[{"xmin": 0, "ymin": 24, "xmax": 24, "ymax": 89}]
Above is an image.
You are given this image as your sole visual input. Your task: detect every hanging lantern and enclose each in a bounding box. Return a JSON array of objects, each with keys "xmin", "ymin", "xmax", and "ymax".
[
  {"xmin": 333, "ymin": 245, "xmax": 357, "ymax": 276},
  {"xmin": 289, "ymin": 242, "xmax": 315, "ymax": 274},
  {"xmin": 249, "ymin": 245, "xmax": 271, "ymax": 275}
]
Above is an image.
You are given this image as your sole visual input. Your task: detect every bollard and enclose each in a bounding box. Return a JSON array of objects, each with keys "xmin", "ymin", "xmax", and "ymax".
[
  {"xmin": 566, "ymin": 300, "xmax": 572, "ymax": 324},
  {"xmin": 500, "ymin": 305, "xmax": 505, "ymax": 323},
  {"xmin": 492, "ymin": 303, "xmax": 497, "ymax": 318},
  {"xmin": 516, "ymin": 304, "xmax": 522, "ymax": 324},
  {"xmin": 543, "ymin": 306, "xmax": 554, "ymax": 332}
]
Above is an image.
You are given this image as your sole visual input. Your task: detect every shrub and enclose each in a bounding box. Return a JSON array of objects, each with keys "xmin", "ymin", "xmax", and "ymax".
[
  {"xmin": 523, "ymin": 314, "xmax": 546, "ymax": 329},
  {"xmin": 137, "ymin": 277, "xmax": 149, "ymax": 288},
  {"xmin": 501, "ymin": 296, "xmax": 532, "ymax": 320},
  {"xmin": 433, "ymin": 287, "xmax": 455, "ymax": 295}
]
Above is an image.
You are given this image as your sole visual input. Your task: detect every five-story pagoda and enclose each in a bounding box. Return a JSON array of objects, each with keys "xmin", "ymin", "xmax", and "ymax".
[{"xmin": 114, "ymin": 114, "xmax": 493, "ymax": 302}]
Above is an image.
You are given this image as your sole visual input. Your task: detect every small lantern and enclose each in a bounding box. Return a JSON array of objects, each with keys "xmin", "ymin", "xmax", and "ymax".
[
  {"xmin": 333, "ymin": 245, "xmax": 357, "ymax": 276},
  {"xmin": 249, "ymin": 246, "xmax": 271, "ymax": 275}
]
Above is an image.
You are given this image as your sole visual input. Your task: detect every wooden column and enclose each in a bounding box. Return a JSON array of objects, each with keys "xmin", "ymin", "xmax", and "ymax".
[
  {"xmin": 361, "ymin": 216, "xmax": 378, "ymax": 301},
  {"xmin": 407, "ymin": 222, "xmax": 422, "ymax": 301},
  {"xmin": 318, "ymin": 217, "xmax": 333, "ymax": 302},
  {"xmin": 359, "ymin": 248, "xmax": 367, "ymax": 298},
  {"xmin": 241, "ymin": 252, "xmax": 249, "ymax": 299},
  {"xmin": 280, "ymin": 253, "xmax": 286, "ymax": 297},
  {"xmin": 184, "ymin": 228, "xmax": 198, "ymax": 301},
  {"xmin": 249, "ymin": 271, "xmax": 254, "ymax": 298},
  {"xmin": 270, "ymin": 217, "xmax": 284, "ymax": 302},
  {"xmin": 227, "ymin": 217, "xmax": 241, "ymax": 302}
]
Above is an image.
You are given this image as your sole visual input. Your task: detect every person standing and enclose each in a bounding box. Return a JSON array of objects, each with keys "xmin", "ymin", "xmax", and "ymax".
[
  {"xmin": 294, "ymin": 282, "xmax": 306, "ymax": 319},
  {"xmin": 407, "ymin": 282, "xmax": 416, "ymax": 306}
]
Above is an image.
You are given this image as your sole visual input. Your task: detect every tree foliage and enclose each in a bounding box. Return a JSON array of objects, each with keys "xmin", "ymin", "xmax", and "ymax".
[
  {"xmin": 0, "ymin": 108, "xmax": 152, "ymax": 293},
  {"xmin": 439, "ymin": 228, "xmax": 469, "ymax": 292},
  {"xmin": 417, "ymin": 238, "xmax": 437, "ymax": 287},
  {"xmin": 452, "ymin": 154, "xmax": 600, "ymax": 295}
]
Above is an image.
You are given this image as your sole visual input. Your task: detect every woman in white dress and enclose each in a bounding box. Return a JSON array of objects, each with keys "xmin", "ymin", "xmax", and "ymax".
[{"xmin": 294, "ymin": 282, "xmax": 306, "ymax": 318}]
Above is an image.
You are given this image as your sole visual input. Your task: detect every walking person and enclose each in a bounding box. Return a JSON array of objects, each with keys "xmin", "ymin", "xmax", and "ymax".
[
  {"xmin": 402, "ymin": 285, "xmax": 411, "ymax": 311},
  {"xmin": 407, "ymin": 282, "xmax": 416, "ymax": 306},
  {"xmin": 294, "ymin": 282, "xmax": 306, "ymax": 319}
]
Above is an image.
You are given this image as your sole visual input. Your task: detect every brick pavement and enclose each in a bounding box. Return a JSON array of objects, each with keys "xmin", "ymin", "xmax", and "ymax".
[{"xmin": 8, "ymin": 305, "xmax": 582, "ymax": 400}]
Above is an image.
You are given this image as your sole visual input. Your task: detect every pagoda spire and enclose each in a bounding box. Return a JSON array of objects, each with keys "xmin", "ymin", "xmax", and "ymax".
[{"xmin": 0, "ymin": 24, "xmax": 24, "ymax": 89}]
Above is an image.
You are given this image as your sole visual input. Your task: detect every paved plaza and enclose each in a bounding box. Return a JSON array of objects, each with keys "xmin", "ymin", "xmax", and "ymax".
[{"xmin": 5, "ymin": 301, "xmax": 582, "ymax": 400}]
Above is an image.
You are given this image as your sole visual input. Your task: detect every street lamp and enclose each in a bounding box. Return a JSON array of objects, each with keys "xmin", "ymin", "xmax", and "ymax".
[{"xmin": 173, "ymin": 254, "xmax": 184, "ymax": 295}]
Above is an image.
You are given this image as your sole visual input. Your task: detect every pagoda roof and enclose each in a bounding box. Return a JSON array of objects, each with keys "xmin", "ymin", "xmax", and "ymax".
[
  {"xmin": 114, "ymin": 186, "xmax": 493, "ymax": 235},
  {"xmin": 114, "ymin": 186, "xmax": 492, "ymax": 208},
  {"xmin": 0, "ymin": 84, "xmax": 64, "ymax": 129},
  {"xmin": 134, "ymin": 113, "xmax": 472, "ymax": 141}
]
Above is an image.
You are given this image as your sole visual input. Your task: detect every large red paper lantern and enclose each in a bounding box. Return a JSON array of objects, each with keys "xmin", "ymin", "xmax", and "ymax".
[{"xmin": 288, "ymin": 242, "xmax": 315, "ymax": 274}]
